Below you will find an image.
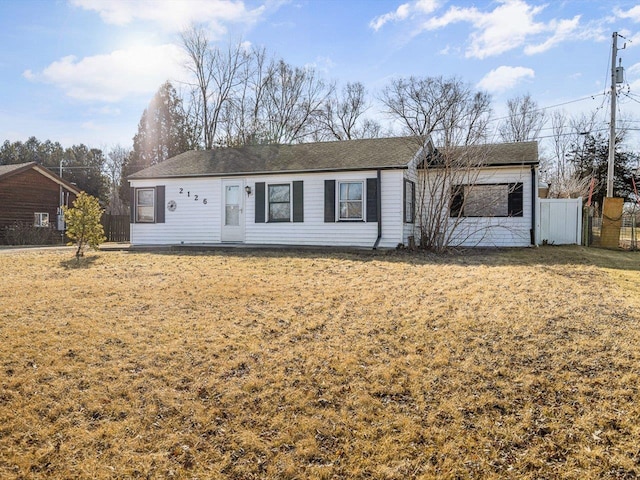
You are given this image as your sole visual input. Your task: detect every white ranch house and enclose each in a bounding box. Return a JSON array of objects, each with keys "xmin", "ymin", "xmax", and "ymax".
[{"xmin": 128, "ymin": 137, "xmax": 539, "ymax": 248}]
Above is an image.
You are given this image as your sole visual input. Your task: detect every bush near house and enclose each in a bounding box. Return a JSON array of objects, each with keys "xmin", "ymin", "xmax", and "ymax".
[{"xmin": 0, "ymin": 247, "xmax": 639, "ymax": 479}]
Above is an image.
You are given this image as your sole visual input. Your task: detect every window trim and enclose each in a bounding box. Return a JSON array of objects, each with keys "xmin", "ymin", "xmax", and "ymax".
[
  {"xmin": 450, "ymin": 182, "xmax": 524, "ymax": 218},
  {"xmin": 267, "ymin": 183, "xmax": 291, "ymax": 222},
  {"xmin": 136, "ymin": 187, "xmax": 156, "ymax": 223},
  {"xmin": 338, "ymin": 180, "xmax": 365, "ymax": 221},
  {"xmin": 34, "ymin": 212, "xmax": 49, "ymax": 228},
  {"xmin": 404, "ymin": 179, "xmax": 415, "ymax": 224}
]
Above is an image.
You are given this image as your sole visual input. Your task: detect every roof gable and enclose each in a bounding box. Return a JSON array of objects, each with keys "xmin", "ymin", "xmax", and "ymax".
[{"xmin": 0, "ymin": 162, "xmax": 82, "ymax": 194}]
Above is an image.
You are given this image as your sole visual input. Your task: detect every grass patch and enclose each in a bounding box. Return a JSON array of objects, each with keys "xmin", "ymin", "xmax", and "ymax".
[{"xmin": 1, "ymin": 246, "xmax": 639, "ymax": 479}]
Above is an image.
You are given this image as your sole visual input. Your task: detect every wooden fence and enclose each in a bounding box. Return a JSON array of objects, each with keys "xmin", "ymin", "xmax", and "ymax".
[{"xmin": 101, "ymin": 214, "xmax": 130, "ymax": 242}]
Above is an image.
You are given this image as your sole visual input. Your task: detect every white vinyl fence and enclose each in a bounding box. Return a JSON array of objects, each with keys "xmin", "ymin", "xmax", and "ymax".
[{"xmin": 539, "ymin": 198, "xmax": 583, "ymax": 245}]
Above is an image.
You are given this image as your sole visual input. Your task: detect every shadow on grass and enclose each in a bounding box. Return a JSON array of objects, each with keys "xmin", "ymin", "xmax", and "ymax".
[
  {"xmin": 59, "ymin": 255, "xmax": 100, "ymax": 269},
  {"xmin": 119, "ymin": 244, "xmax": 640, "ymax": 272}
]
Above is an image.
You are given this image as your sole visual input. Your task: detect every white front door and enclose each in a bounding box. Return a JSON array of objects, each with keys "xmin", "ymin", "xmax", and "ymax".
[{"xmin": 221, "ymin": 180, "xmax": 245, "ymax": 242}]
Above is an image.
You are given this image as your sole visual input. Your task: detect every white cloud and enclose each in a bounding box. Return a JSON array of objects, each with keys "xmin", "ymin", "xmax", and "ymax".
[
  {"xmin": 524, "ymin": 15, "xmax": 580, "ymax": 55},
  {"xmin": 477, "ymin": 66, "xmax": 535, "ymax": 92},
  {"xmin": 26, "ymin": 44, "xmax": 188, "ymax": 102},
  {"xmin": 615, "ymin": 6, "xmax": 640, "ymax": 22},
  {"xmin": 376, "ymin": 0, "xmax": 582, "ymax": 59},
  {"xmin": 70, "ymin": 0, "xmax": 265, "ymax": 34},
  {"xmin": 370, "ymin": 0, "xmax": 438, "ymax": 31}
]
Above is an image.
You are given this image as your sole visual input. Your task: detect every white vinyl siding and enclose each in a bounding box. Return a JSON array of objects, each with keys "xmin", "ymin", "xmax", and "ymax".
[
  {"xmin": 433, "ymin": 166, "xmax": 534, "ymax": 247},
  {"xmin": 130, "ymin": 179, "xmax": 220, "ymax": 245}
]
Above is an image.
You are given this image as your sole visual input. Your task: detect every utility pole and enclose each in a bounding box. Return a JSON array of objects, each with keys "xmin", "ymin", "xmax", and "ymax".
[{"xmin": 607, "ymin": 32, "xmax": 618, "ymax": 198}]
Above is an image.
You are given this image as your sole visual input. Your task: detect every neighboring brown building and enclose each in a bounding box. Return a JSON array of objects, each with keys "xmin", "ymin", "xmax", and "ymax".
[{"xmin": 0, "ymin": 162, "xmax": 81, "ymax": 234}]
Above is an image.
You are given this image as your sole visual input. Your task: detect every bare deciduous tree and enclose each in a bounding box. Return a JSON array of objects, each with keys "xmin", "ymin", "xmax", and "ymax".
[
  {"xmin": 499, "ymin": 93, "xmax": 545, "ymax": 143},
  {"xmin": 380, "ymin": 76, "xmax": 492, "ymax": 147},
  {"xmin": 259, "ymin": 60, "xmax": 332, "ymax": 144},
  {"xmin": 181, "ymin": 27, "xmax": 250, "ymax": 148},
  {"xmin": 381, "ymin": 76, "xmax": 494, "ymax": 251},
  {"xmin": 317, "ymin": 82, "xmax": 381, "ymax": 141}
]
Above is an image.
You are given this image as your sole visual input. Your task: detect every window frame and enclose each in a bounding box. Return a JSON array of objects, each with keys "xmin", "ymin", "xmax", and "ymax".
[
  {"xmin": 338, "ymin": 180, "xmax": 365, "ymax": 221},
  {"xmin": 404, "ymin": 179, "xmax": 415, "ymax": 224},
  {"xmin": 450, "ymin": 183, "xmax": 524, "ymax": 218},
  {"xmin": 267, "ymin": 183, "xmax": 291, "ymax": 222},
  {"xmin": 136, "ymin": 187, "xmax": 156, "ymax": 223},
  {"xmin": 34, "ymin": 212, "xmax": 49, "ymax": 228}
]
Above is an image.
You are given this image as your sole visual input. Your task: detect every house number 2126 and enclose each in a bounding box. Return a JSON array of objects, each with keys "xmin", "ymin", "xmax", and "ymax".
[{"xmin": 179, "ymin": 188, "xmax": 207, "ymax": 205}]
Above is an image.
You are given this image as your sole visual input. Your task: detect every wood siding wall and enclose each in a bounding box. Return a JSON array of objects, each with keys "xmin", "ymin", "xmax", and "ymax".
[{"xmin": 0, "ymin": 169, "xmax": 76, "ymax": 231}]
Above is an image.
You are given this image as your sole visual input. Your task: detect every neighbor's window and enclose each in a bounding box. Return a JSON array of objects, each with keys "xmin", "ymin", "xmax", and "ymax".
[
  {"xmin": 34, "ymin": 212, "xmax": 49, "ymax": 227},
  {"xmin": 404, "ymin": 180, "xmax": 415, "ymax": 223},
  {"xmin": 339, "ymin": 181, "xmax": 363, "ymax": 220},
  {"xmin": 268, "ymin": 184, "xmax": 291, "ymax": 222},
  {"xmin": 136, "ymin": 188, "xmax": 155, "ymax": 223},
  {"xmin": 451, "ymin": 183, "xmax": 523, "ymax": 217}
]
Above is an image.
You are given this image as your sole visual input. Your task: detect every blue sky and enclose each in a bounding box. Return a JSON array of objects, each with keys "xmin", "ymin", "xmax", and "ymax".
[{"xmin": 1, "ymin": 0, "xmax": 640, "ymax": 151}]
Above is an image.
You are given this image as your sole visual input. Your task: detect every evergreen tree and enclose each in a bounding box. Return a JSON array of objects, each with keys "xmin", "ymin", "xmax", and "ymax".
[
  {"xmin": 568, "ymin": 133, "xmax": 638, "ymax": 206},
  {"xmin": 130, "ymin": 81, "xmax": 194, "ymax": 173},
  {"xmin": 63, "ymin": 192, "xmax": 106, "ymax": 260}
]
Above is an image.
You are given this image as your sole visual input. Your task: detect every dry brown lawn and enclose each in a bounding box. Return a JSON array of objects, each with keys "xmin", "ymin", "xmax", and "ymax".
[{"xmin": 1, "ymin": 246, "xmax": 639, "ymax": 479}]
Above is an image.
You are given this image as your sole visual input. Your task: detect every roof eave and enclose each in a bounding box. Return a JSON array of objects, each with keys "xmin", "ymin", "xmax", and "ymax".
[{"xmin": 128, "ymin": 164, "xmax": 409, "ymax": 180}]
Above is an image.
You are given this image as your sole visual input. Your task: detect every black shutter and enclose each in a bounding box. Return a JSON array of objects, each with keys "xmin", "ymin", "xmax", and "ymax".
[
  {"xmin": 255, "ymin": 182, "xmax": 265, "ymax": 223},
  {"xmin": 130, "ymin": 187, "xmax": 135, "ymax": 223},
  {"xmin": 508, "ymin": 183, "xmax": 524, "ymax": 217},
  {"xmin": 366, "ymin": 178, "xmax": 378, "ymax": 222},
  {"xmin": 324, "ymin": 180, "xmax": 335, "ymax": 222},
  {"xmin": 293, "ymin": 181, "xmax": 303, "ymax": 222},
  {"xmin": 155, "ymin": 186, "xmax": 165, "ymax": 223},
  {"xmin": 450, "ymin": 185, "xmax": 464, "ymax": 217}
]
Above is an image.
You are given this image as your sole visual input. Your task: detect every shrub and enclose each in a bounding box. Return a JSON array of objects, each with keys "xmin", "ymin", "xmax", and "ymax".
[{"xmin": 2, "ymin": 222, "xmax": 60, "ymax": 245}]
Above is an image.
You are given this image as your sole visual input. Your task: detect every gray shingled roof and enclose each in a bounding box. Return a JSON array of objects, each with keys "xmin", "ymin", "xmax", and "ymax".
[{"xmin": 128, "ymin": 137, "xmax": 538, "ymax": 179}]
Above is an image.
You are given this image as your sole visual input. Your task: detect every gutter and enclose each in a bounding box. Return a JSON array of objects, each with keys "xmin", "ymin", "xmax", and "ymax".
[{"xmin": 373, "ymin": 169, "xmax": 382, "ymax": 250}]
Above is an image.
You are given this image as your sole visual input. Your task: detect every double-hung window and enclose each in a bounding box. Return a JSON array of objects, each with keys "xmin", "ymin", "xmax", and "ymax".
[
  {"xmin": 34, "ymin": 212, "xmax": 49, "ymax": 227},
  {"xmin": 268, "ymin": 184, "xmax": 291, "ymax": 222},
  {"xmin": 338, "ymin": 181, "xmax": 363, "ymax": 220},
  {"xmin": 136, "ymin": 188, "xmax": 155, "ymax": 223}
]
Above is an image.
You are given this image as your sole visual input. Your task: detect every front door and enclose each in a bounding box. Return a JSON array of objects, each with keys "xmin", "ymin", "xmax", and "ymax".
[{"xmin": 221, "ymin": 180, "xmax": 244, "ymax": 242}]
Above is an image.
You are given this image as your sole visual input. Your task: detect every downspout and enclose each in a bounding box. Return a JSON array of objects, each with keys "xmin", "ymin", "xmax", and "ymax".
[
  {"xmin": 373, "ymin": 169, "xmax": 382, "ymax": 249},
  {"xmin": 530, "ymin": 165, "xmax": 536, "ymax": 246}
]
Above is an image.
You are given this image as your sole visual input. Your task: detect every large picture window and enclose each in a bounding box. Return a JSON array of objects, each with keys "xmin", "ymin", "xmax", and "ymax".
[
  {"xmin": 339, "ymin": 181, "xmax": 363, "ymax": 220},
  {"xmin": 451, "ymin": 183, "xmax": 523, "ymax": 217},
  {"xmin": 136, "ymin": 188, "xmax": 155, "ymax": 223},
  {"xmin": 268, "ymin": 184, "xmax": 291, "ymax": 222}
]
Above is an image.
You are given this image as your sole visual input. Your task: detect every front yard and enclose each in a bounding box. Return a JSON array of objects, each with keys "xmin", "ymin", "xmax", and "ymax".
[{"xmin": 1, "ymin": 246, "xmax": 639, "ymax": 479}]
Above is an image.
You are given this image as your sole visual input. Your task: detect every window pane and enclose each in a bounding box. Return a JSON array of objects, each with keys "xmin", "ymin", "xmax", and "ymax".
[
  {"xmin": 344, "ymin": 182, "xmax": 362, "ymax": 200},
  {"xmin": 226, "ymin": 185, "xmax": 240, "ymax": 205},
  {"xmin": 464, "ymin": 185, "xmax": 508, "ymax": 216},
  {"xmin": 225, "ymin": 205, "xmax": 240, "ymax": 225},
  {"xmin": 269, "ymin": 185, "xmax": 290, "ymax": 203},
  {"xmin": 137, "ymin": 206, "xmax": 155, "ymax": 223},
  {"xmin": 270, "ymin": 203, "xmax": 290, "ymax": 221},
  {"xmin": 137, "ymin": 189, "xmax": 154, "ymax": 206}
]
